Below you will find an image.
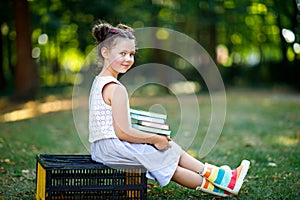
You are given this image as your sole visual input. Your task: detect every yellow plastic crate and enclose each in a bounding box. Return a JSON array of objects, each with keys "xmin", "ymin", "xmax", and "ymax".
[{"xmin": 36, "ymin": 154, "xmax": 147, "ymax": 200}]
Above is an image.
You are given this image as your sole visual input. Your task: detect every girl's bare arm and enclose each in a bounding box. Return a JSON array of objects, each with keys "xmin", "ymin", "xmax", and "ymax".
[{"xmin": 103, "ymin": 83, "xmax": 170, "ymax": 150}]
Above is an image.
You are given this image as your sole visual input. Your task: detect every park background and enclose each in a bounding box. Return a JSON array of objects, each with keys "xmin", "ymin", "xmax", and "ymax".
[{"xmin": 0, "ymin": 0, "xmax": 299, "ymax": 199}]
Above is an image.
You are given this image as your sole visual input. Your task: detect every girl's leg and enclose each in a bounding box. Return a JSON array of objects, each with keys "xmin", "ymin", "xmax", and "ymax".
[
  {"xmin": 175, "ymin": 151, "xmax": 250, "ymax": 196},
  {"xmin": 178, "ymin": 152, "xmax": 205, "ymax": 173},
  {"xmin": 201, "ymin": 160, "xmax": 250, "ymax": 195},
  {"xmin": 171, "ymin": 166, "xmax": 203, "ymax": 189}
]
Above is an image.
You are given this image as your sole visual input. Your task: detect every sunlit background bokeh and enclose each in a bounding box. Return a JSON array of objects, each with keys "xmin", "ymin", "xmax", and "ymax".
[{"xmin": 0, "ymin": 0, "xmax": 299, "ymax": 121}]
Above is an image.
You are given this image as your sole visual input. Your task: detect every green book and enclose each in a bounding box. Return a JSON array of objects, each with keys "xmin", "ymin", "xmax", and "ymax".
[{"xmin": 132, "ymin": 124, "xmax": 171, "ymax": 136}]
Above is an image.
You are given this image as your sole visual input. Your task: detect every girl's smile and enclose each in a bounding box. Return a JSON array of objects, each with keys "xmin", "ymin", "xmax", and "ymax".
[{"xmin": 103, "ymin": 38, "xmax": 135, "ymax": 76}]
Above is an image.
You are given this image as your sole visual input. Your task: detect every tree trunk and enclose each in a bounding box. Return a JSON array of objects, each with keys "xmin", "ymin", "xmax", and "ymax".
[
  {"xmin": 0, "ymin": 25, "xmax": 6, "ymax": 90},
  {"xmin": 13, "ymin": 0, "xmax": 38, "ymax": 100}
]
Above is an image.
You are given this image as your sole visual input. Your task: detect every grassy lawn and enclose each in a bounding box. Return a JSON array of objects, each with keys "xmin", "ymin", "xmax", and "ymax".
[{"xmin": 0, "ymin": 89, "xmax": 299, "ymax": 199}]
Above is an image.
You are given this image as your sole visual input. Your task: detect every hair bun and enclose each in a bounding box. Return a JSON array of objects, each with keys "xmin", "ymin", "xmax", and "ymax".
[
  {"xmin": 92, "ymin": 23, "xmax": 112, "ymax": 44},
  {"xmin": 116, "ymin": 24, "xmax": 133, "ymax": 33}
]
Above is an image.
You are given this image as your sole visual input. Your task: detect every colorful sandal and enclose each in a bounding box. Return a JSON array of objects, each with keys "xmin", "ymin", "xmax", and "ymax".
[
  {"xmin": 201, "ymin": 160, "xmax": 250, "ymax": 195},
  {"xmin": 196, "ymin": 178, "xmax": 230, "ymax": 197}
]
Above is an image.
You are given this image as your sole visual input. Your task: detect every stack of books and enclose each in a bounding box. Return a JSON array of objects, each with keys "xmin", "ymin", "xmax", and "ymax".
[{"xmin": 130, "ymin": 108, "xmax": 171, "ymax": 137}]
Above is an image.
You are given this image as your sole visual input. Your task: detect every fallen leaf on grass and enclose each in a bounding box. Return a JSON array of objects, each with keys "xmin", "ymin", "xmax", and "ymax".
[
  {"xmin": 248, "ymin": 175, "xmax": 259, "ymax": 180},
  {"xmin": 272, "ymin": 175, "xmax": 279, "ymax": 182},
  {"xmin": 22, "ymin": 169, "xmax": 36, "ymax": 180},
  {"xmin": 4, "ymin": 158, "xmax": 16, "ymax": 165},
  {"xmin": 244, "ymin": 143, "xmax": 253, "ymax": 147},
  {"xmin": 0, "ymin": 167, "xmax": 6, "ymax": 173},
  {"xmin": 22, "ymin": 169, "xmax": 30, "ymax": 174},
  {"xmin": 12, "ymin": 169, "xmax": 36, "ymax": 180},
  {"xmin": 147, "ymin": 183, "xmax": 156, "ymax": 188},
  {"xmin": 267, "ymin": 162, "xmax": 277, "ymax": 167}
]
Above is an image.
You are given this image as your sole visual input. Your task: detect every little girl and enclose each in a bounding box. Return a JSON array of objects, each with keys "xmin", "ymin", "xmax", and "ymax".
[{"xmin": 89, "ymin": 21, "xmax": 250, "ymax": 197}]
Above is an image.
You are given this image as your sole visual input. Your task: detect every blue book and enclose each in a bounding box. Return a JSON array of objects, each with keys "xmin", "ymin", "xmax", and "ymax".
[{"xmin": 130, "ymin": 114, "xmax": 165, "ymax": 124}]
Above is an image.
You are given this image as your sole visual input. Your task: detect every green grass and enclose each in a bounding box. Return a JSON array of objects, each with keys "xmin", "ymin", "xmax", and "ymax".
[{"xmin": 0, "ymin": 89, "xmax": 299, "ymax": 199}]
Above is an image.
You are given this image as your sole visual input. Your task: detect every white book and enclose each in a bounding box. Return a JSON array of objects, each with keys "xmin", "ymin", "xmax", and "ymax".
[
  {"xmin": 130, "ymin": 108, "xmax": 167, "ymax": 120},
  {"xmin": 132, "ymin": 124, "xmax": 171, "ymax": 136},
  {"xmin": 137, "ymin": 120, "xmax": 170, "ymax": 130}
]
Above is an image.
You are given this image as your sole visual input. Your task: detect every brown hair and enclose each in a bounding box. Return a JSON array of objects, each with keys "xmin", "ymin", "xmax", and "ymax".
[{"xmin": 92, "ymin": 22, "xmax": 135, "ymax": 47}]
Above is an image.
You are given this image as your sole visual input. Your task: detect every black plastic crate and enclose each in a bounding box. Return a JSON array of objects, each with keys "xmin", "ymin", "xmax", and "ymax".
[{"xmin": 36, "ymin": 154, "xmax": 147, "ymax": 200}]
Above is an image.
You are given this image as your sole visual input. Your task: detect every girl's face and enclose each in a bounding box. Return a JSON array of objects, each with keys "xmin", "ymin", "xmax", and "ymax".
[{"xmin": 104, "ymin": 38, "xmax": 135, "ymax": 74}]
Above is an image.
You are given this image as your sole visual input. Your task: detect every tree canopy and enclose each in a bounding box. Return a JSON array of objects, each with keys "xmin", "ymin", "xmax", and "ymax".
[{"xmin": 0, "ymin": 0, "xmax": 299, "ymax": 100}]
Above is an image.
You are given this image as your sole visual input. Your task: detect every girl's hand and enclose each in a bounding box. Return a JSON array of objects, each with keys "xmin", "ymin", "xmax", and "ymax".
[{"xmin": 152, "ymin": 135, "xmax": 170, "ymax": 150}]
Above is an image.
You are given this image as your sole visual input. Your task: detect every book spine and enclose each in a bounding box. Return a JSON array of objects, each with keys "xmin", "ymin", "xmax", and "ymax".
[
  {"xmin": 130, "ymin": 109, "xmax": 167, "ymax": 120},
  {"xmin": 130, "ymin": 114, "xmax": 165, "ymax": 124},
  {"xmin": 138, "ymin": 120, "xmax": 170, "ymax": 130}
]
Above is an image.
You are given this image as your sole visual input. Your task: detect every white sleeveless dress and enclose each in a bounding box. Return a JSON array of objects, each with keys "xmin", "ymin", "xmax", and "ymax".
[{"xmin": 89, "ymin": 76, "xmax": 184, "ymax": 186}]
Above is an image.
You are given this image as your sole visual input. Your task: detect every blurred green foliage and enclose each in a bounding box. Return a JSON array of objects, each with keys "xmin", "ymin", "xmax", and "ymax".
[{"xmin": 0, "ymin": 0, "xmax": 299, "ymax": 100}]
